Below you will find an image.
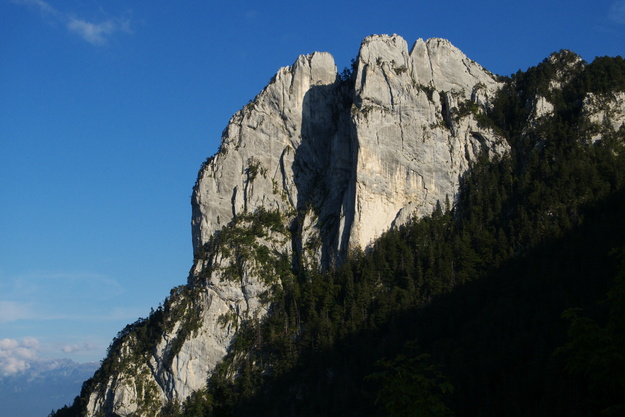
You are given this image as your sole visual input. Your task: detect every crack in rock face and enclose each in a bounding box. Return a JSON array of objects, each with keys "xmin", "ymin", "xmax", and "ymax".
[{"xmin": 86, "ymin": 34, "xmax": 515, "ymax": 416}]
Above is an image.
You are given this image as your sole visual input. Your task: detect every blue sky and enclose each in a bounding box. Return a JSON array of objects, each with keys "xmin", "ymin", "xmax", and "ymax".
[{"xmin": 1, "ymin": 0, "xmax": 624, "ymax": 371}]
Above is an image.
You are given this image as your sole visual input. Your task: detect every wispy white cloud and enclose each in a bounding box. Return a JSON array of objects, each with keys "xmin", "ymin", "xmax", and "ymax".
[
  {"xmin": 9, "ymin": 0, "xmax": 132, "ymax": 45},
  {"xmin": 60, "ymin": 341, "xmax": 97, "ymax": 354},
  {"xmin": 10, "ymin": 271, "xmax": 125, "ymax": 300},
  {"xmin": 0, "ymin": 270, "xmax": 127, "ymax": 323},
  {"xmin": 0, "ymin": 337, "xmax": 41, "ymax": 376},
  {"xmin": 0, "ymin": 301, "xmax": 36, "ymax": 323},
  {"xmin": 67, "ymin": 14, "xmax": 132, "ymax": 45},
  {"xmin": 609, "ymin": 1, "xmax": 625, "ymax": 24},
  {"xmin": 0, "ymin": 337, "xmax": 99, "ymax": 375},
  {"xmin": 10, "ymin": 0, "xmax": 57, "ymax": 15}
]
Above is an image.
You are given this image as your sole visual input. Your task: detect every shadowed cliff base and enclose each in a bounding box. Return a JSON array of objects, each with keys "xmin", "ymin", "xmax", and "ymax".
[
  {"xmin": 194, "ymin": 176, "xmax": 625, "ymax": 417},
  {"xmin": 292, "ymin": 79, "xmax": 356, "ymax": 269}
]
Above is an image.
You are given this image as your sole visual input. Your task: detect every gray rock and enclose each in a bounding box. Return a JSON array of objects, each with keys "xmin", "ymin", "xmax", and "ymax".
[
  {"xmin": 349, "ymin": 35, "xmax": 507, "ymax": 248},
  {"xmin": 85, "ymin": 34, "xmax": 513, "ymax": 416},
  {"xmin": 581, "ymin": 92, "xmax": 625, "ymax": 143}
]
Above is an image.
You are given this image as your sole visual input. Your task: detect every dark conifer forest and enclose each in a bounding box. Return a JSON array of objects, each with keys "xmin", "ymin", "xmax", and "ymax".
[{"xmin": 53, "ymin": 52, "xmax": 625, "ymax": 417}]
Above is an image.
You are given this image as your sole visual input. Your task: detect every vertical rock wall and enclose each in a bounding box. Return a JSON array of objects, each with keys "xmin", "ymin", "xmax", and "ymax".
[{"xmin": 84, "ymin": 34, "xmax": 510, "ymax": 416}]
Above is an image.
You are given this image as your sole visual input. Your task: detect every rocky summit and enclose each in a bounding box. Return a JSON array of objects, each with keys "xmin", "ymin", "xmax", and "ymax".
[{"xmin": 65, "ymin": 34, "xmax": 625, "ymax": 416}]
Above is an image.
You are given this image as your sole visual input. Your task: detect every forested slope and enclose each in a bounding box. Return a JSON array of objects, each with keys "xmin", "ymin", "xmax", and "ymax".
[
  {"xmin": 53, "ymin": 51, "xmax": 625, "ymax": 417},
  {"xmin": 171, "ymin": 52, "xmax": 625, "ymax": 417}
]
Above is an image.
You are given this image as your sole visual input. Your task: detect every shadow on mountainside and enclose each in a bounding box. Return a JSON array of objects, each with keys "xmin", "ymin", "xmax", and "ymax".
[
  {"xmin": 292, "ymin": 80, "xmax": 356, "ymax": 268},
  {"xmin": 222, "ymin": 186, "xmax": 625, "ymax": 417}
]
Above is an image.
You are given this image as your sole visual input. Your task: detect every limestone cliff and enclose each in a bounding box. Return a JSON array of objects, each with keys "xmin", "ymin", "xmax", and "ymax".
[
  {"xmin": 192, "ymin": 34, "xmax": 508, "ymax": 261},
  {"xmin": 80, "ymin": 34, "xmax": 522, "ymax": 416}
]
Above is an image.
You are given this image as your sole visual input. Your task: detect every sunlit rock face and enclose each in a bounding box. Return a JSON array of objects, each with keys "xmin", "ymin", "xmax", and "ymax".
[
  {"xmin": 349, "ymin": 35, "xmax": 507, "ymax": 248},
  {"xmin": 85, "ymin": 34, "xmax": 511, "ymax": 416},
  {"xmin": 581, "ymin": 91, "xmax": 625, "ymax": 143},
  {"xmin": 192, "ymin": 34, "xmax": 507, "ymax": 257}
]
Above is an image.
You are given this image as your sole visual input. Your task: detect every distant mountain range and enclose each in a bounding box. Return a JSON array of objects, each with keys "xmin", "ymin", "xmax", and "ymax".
[{"xmin": 0, "ymin": 359, "xmax": 97, "ymax": 417}]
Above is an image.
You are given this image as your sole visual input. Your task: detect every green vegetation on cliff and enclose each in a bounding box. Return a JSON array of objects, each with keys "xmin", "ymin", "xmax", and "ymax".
[
  {"xmin": 53, "ymin": 52, "xmax": 625, "ymax": 417},
  {"xmin": 182, "ymin": 53, "xmax": 625, "ymax": 417}
]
